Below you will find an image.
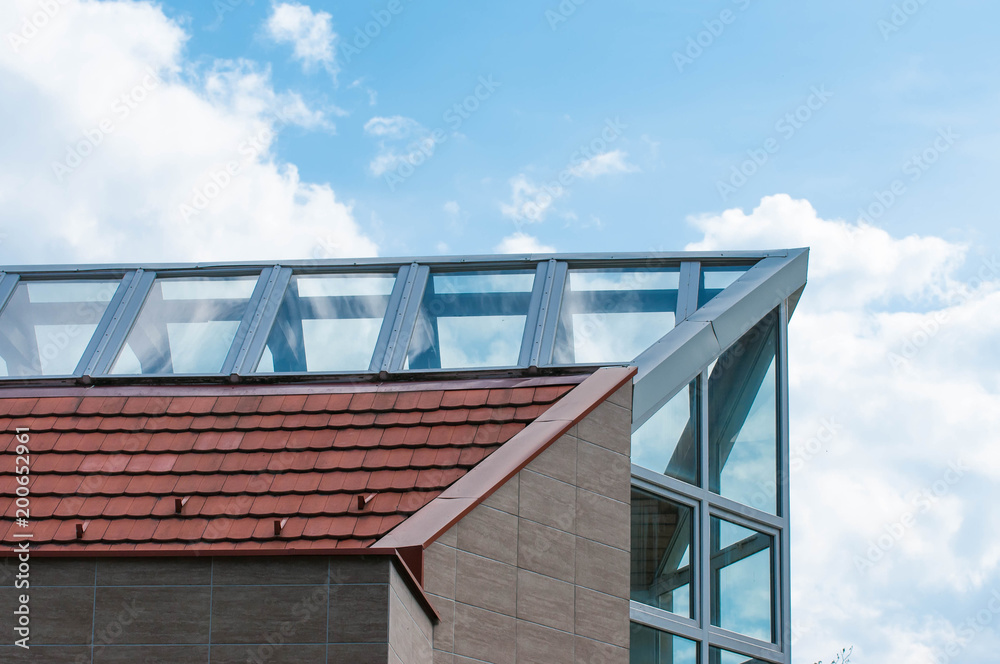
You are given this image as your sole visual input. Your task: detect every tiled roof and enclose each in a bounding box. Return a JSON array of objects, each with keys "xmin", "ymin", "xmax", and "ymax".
[{"xmin": 0, "ymin": 379, "xmax": 582, "ymax": 553}]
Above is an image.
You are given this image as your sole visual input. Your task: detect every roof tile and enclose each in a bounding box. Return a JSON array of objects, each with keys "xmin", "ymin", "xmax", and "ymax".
[
  {"xmin": 348, "ymin": 392, "xmax": 376, "ymax": 412},
  {"xmin": 3, "ymin": 375, "xmax": 582, "ymax": 553}
]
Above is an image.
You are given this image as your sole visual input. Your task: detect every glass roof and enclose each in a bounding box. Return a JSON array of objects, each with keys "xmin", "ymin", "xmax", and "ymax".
[{"xmin": 0, "ymin": 254, "xmax": 766, "ymax": 381}]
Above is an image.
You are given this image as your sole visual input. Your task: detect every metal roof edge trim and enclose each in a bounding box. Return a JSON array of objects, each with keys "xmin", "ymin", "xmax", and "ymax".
[
  {"xmin": 372, "ymin": 365, "xmax": 637, "ymax": 551},
  {"xmin": 0, "ymin": 249, "xmax": 797, "ymax": 273}
]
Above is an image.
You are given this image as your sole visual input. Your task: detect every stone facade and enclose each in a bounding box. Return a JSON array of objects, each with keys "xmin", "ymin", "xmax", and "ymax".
[
  {"xmin": 422, "ymin": 383, "xmax": 633, "ymax": 664},
  {"xmin": 0, "ymin": 555, "xmax": 431, "ymax": 663}
]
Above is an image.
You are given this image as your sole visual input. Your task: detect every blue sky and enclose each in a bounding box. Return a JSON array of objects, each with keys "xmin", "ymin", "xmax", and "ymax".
[
  {"xmin": 147, "ymin": 0, "xmax": 999, "ymax": 264},
  {"xmin": 2, "ymin": 1, "xmax": 1000, "ymax": 662}
]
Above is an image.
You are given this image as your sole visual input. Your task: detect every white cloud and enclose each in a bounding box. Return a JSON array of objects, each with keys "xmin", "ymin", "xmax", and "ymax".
[
  {"xmin": 499, "ymin": 174, "xmax": 564, "ymax": 223},
  {"xmin": 265, "ymin": 1, "xmax": 337, "ymax": 78},
  {"xmin": 443, "ymin": 201, "xmax": 460, "ymax": 216},
  {"xmin": 0, "ymin": 0, "xmax": 375, "ymax": 263},
  {"xmin": 499, "ymin": 151, "xmax": 636, "ymax": 225},
  {"xmin": 686, "ymin": 194, "xmax": 1000, "ymax": 662},
  {"xmin": 364, "ymin": 115, "xmax": 420, "ymax": 139},
  {"xmin": 363, "ymin": 115, "xmax": 440, "ymax": 177},
  {"xmin": 494, "ymin": 232, "xmax": 555, "ymax": 254},
  {"xmin": 568, "ymin": 149, "xmax": 638, "ymax": 179}
]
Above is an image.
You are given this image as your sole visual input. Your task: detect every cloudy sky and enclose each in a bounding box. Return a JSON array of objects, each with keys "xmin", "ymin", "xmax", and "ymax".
[{"xmin": 2, "ymin": 0, "xmax": 999, "ymax": 661}]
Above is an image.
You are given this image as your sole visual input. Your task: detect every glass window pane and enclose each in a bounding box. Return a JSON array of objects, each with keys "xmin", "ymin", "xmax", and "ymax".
[
  {"xmin": 111, "ymin": 276, "xmax": 256, "ymax": 375},
  {"xmin": 698, "ymin": 266, "xmax": 750, "ymax": 307},
  {"xmin": 405, "ymin": 270, "xmax": 534, "ymax": 369},
  {"xmin": 709, "ymin": 647, "xmax": 769, "ymax": 664},
  {"xmin": 632, "ymin": 380, "xmax": 699, "ymax": 485},
  {"xmin": 258, "ymin": 274, "xmax": 395, "ymax": 373},
  {"xmin": 631, "ymin": 489, "xmax": 695, "ymax": 619},
  {"xmin": 708, "ymin": 310, "xmax": 778, "ymax": 514},
  {"xmin": 553, "ymin": 268, "xmax": 678, "ymax": 364},
  {"xmin": 630, "ymin": 623, "xmax": 698, "ymax": 664},
  {"xmin": 710, "ymin": 516, "xmax": 774, "ymax": 642},
  {"xmin": 0, "ymin": 280, "xmax": 119, "ymax": 377}
]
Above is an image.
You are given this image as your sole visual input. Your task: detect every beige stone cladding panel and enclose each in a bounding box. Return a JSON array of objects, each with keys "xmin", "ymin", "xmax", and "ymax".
[
  {"xmin": 389, "ymin": 564, "xmax": 434, "ymax": 664},
  {"xmin": 424, "ymin": 383, "xmax": 632, "ymax": 664}
]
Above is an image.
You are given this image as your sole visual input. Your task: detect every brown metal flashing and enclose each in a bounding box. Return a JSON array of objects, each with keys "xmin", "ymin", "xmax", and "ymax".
[{"xmin": 373, "ymin": 365, "xmax": 636, "ymax": 550}]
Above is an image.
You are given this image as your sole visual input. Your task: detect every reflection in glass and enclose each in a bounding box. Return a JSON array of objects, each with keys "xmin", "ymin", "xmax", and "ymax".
[
  {"xmin": 632, "ymin": 380, "xmax": 699, "ymax": 485},
  {"xmin": 630, "ymin": 623, "xmax": 698, "ymax": 664},
  {"xmin": 257, "ymin": 274, "xmax": 396, "ymax": 373},
  {"xmin": 553, "ymin": 268, "xmax": 678, "ymax": 364},
  {"xmin": 0, "ymin": 280, "xmax": 119, "ymax": 376},
  {"xmin": 631, "ymin": 489, "xmax": 695, "ymax": 619},
  {"xmin": 711, "ymin": 516, "xmax": 774, "ymax": 642},
  {"xmin": 405, "ymin": 271, "xmax": 534, "ymax": 369},
  {"xmin": 698, "ymin": 266, "xmax": 750, "ymax": 307},
  {"xmin": 112, "ymin": 277, "xmax": 256, "ymax": 375},
  {"xmin": 709, "ymin": 647, "xmax": 768, "ymax": 664},
  {"xmin": 708, "ymin": 310, "xmax": 778, "ymax": 514}
]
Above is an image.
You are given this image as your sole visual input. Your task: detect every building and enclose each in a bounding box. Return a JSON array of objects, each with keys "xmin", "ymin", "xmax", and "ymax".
[{"xmin": 0, "ymin": 249, "xmax": 808, "ymax": 663}]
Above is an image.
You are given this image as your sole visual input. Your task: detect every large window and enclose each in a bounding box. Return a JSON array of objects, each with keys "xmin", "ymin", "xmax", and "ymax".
[
  {"xmin": 553, "ymin": 267, "xmax": 679, "ymax": 364},
  {"xmin": 632, "ymin": 380, "xmax": 699, "ymax": 486},
  {"xmin": 256, "ymin": 273, "xmax": 396, "ymax": 373},
  {"xmin": 111, "ymin": 276, "xmax": 256, "ymax": 375},
  {"xmin": 631, "ymin": 489, "xmax": 695, "ymax": 619},
  {"xmin": 708, "ymin": 311, "xmax": 778, "ymax": 515},
  {"xmin": 710, "ymin": 517, "xmax": 775, "ymax": 642},
  {"xmin": 710, "ymin": 647, "xmax": 769, "ymax": 664},
  {"xmin": 631, "ymin": 623, "xmax": 699, "ymax": 664},
  {"xmin": 404, "ymin": 270, "xmax": 535, "ymax": 369},
  {"xmin": 630, "ymin": 306, "xmax": 788, "ymax": 663},
  {"xmin": 0, "ymin": 280, "xmax": 120, "ymax": 377}
]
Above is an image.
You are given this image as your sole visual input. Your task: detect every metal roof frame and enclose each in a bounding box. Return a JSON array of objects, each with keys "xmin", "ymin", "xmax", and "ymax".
[{"xmin": 0, "ymin": 250, "xmax": 808, "ymax": 392}]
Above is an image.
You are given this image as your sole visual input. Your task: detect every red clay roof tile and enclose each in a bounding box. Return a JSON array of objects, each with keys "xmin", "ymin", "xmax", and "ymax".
[
  {"xmin": 1, "ymin": 375, "xmax": 585, "ymax": 554},
  {"xmin": 348, "ymin": 392, "xmax": 376, "ymax": 412}
]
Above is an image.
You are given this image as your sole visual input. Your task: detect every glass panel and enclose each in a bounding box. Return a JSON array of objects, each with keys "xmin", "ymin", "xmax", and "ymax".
[
  {"xmin": 631, "ymin": 488, "xmax": 695, "ymax": 619},
  {"xmin": 632, "ymin": 379, "xmax": 699, "ymax": 485},
  {"xmin": 553, "ymin": 268, "xmax": 678, "ymax": 364},
  {"xmin": 405, "ymin": 270, "xmax": 534, "ymax": 369},
  {"xmin": 710, "ymin": 516, "xmax": 774, "ymax": 642},
  {"xmin": 708, "ymin": 310, "xmax": 778, "ymax": 514},
  {"xmin": 111, "ymin": 276, "xmax": 256, "ymax": 375},
  {"xmin": 630, "ymin": 623, "xmax": 699, "ymax": 664},
  {"xmin": 0, "ymin": 280, "xmax": 119, "ymax": 377},
  {"xmin": 709, "ymin": 647, "xmax": 769, "ymax": 664},
  {"xmin": 698, "ymin": 266, "xmax": 750, "ymax": 307},
  {"xmin": 257, "ymin": 274, "xmax": 396, "ymax": 373}
]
